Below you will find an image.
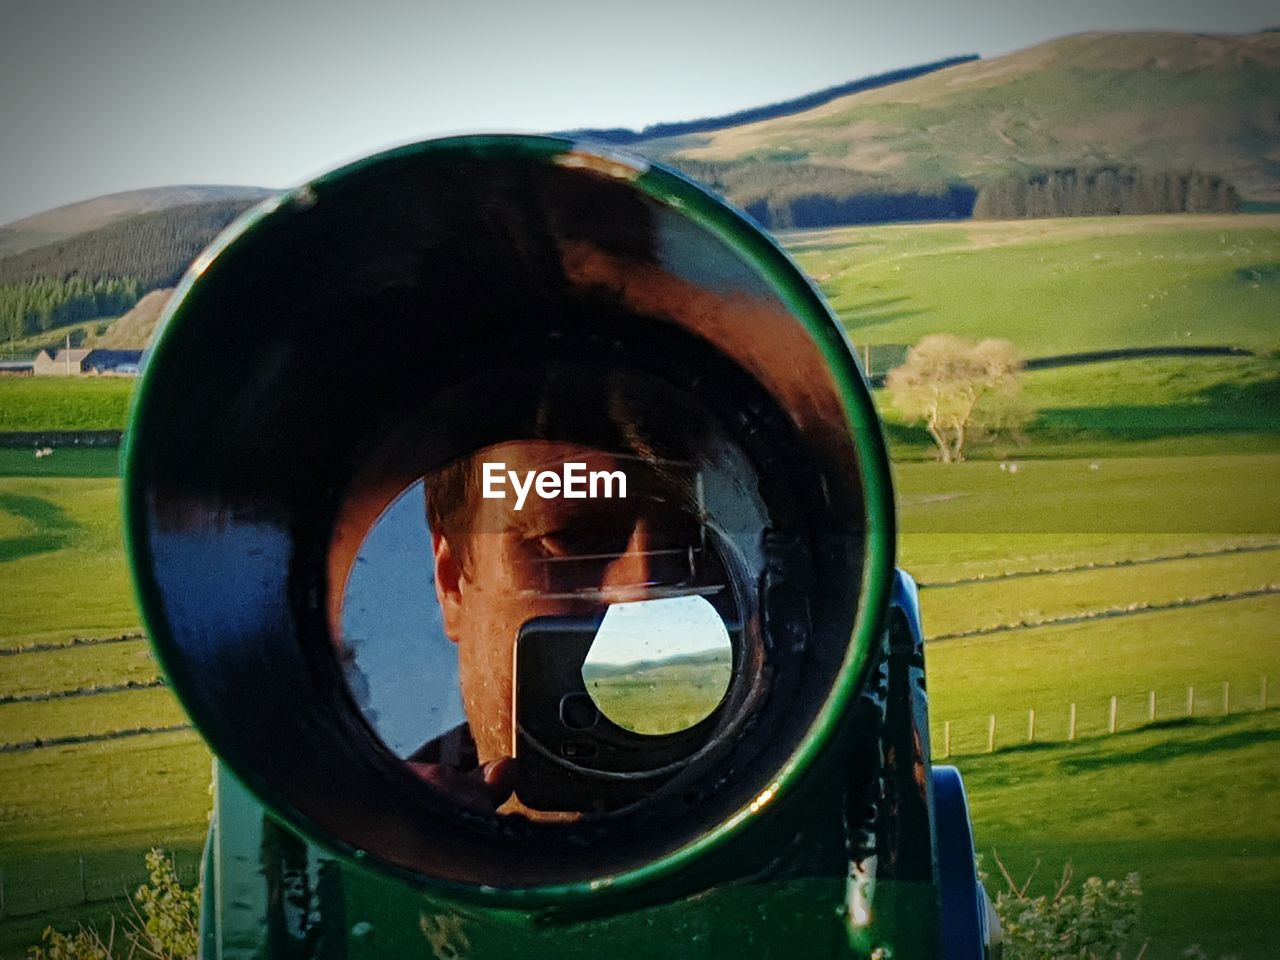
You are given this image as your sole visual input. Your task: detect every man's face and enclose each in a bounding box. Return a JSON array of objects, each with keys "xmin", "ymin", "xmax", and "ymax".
[{"xmin": 432, "ymin": 440, "xmax": 697, "ymax": 764}]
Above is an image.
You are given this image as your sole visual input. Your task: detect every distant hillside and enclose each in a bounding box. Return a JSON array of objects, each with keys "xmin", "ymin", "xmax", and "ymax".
[
  {"xmin": 633, "ymin": 31, "xmax": 1279, "ymax": 227},
  {"xmin": 4, "ymin": 29, "xmax": 1274, "ymax": 314},
  {"xmin": 0, "ymin": 186, "xmax": 274, "ymax": 258},
  {"xmin": 582, "ymin": 647, "xmax": 731, "ymax": 680},
  {"xmin": 560, "ymin": 55, "xmax": 978, "ymax": 145},
  {"xmin": 0, "ymin": 198, "xmax": 265, "ymax": 291}
]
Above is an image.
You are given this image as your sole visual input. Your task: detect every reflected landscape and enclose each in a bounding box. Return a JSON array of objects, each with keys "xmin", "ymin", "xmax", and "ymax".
[
  {"xmin": 582, "ymin": 596, "xmax": 734, "ymax": 736},
  {"xmin": 335, "ymin": 395, "xmax": 765, "ymax": 815}
]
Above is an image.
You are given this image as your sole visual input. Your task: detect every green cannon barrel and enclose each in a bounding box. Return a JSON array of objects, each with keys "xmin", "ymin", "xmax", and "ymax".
[{"xmin": 120, "ymin": 136, "xmax": 938, "ymax": 958}]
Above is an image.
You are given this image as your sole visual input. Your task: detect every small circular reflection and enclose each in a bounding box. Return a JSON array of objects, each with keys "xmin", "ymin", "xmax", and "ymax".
[{"xmin": 581, "ymin": 596, "xmax": 733, "ymax": 736}]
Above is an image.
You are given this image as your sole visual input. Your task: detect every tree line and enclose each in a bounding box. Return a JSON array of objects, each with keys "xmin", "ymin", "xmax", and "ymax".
[
  {"xmin": 671, "ymin": 159, "xmax": 976, "ymax": 228},
  {"xmin": 973, "ymin": 166, "xmax": 1240, "ymax": 219},
  {"xmin": 0, "ymin": 276, "xmax": 141, "ymax": 343},
  {"xmin": 669, "ymin": 161, "xmax": 1241, "ymax": 227}
]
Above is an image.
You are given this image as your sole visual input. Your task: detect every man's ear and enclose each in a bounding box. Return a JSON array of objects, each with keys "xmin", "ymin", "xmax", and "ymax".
[{"xmin": 432, "ymin": 530, "xmax": 464, "ymax": 645}]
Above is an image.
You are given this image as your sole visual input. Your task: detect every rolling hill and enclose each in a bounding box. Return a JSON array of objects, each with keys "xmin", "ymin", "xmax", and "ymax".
[
  {"xmin": 0, "ymin": 198, "xmax": 269, "ymax": 291},
  {"xmin": 0, "ymin": 186, "xmax": 275, "ymax": 259},
  {"xmin": 558, "ymin": 54, "xmax": 978, "ymax": 145},
  {"xmin": 632, "ymin": 31, "xmax": 1280, "ymax": 226},
  {"xmin": 1, "ymin": 28, "xmax": 1275, "ymax": 343}
]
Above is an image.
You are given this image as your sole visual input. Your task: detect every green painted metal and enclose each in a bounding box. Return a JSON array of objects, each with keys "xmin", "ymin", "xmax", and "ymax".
[
  {"xmin": 124, "ymin": 135, "xmax": 932, "ymax": 957},
  {"xmin": 210, "ymin": 760, "xmax": 944, "ymax": 959}
]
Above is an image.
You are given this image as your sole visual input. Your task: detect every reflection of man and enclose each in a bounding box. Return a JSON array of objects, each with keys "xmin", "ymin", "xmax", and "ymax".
[
  {"xmin": 412, "ymin": 434, "xmax": 701, "ymax": 814},
  {"xmin": 326, "ymin": 360, "xmax": 716, "ymax": 816}
]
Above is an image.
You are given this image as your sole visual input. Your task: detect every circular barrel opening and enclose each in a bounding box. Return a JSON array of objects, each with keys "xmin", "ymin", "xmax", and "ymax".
[{"xmin": 124, "ymin": 136, "xmax": 893, "ymax": 896}]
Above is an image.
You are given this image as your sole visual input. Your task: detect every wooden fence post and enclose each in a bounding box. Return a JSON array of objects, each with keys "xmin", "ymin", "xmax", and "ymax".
[
  {"xmin": 78, "ymin": 852, "xmax": 88, "ymax": 903},
  {"xmin": 943, "ymin": 721, "xmax": 952, "ymax": 759},
  {"xmin": 1068, "ymin": 702, "xmax": 1077, "ymax": 741},
  {"xmin": 1148, "ymin": 690, "xmax": 1156, "ymax": 724},
  {"xmin": 1262, "ymin": 675, "xmax": 1269, "ymax": 712},
  {"xmin": 1027, "ymin": 709, "xmax": 1036, "ymax": 744},
  {"xmin": 987, "ymin": 715, "xmax": 997, "ymax": 753},
  {"xmin": 1109, "ymin": 695, "xmax": 1118, "ymax": 734},
  {"xmin": 1223, "ymin": 681, "xmax": 1230, "ymax": 716},
  {"xmin": 1187, "ymin": 685, "xmax": 1195, "ymax": 717}
]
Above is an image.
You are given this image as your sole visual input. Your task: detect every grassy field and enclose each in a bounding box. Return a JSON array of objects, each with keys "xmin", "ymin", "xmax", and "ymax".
[
  {"xmin": 0, "ymin": 733, "xmax": 209, "ymax": 954},
  {"xmin": 880, "ymin": 353, "xmax": 1280, "ymax": 460},
  {"xmin": 1, "ymin": 214, "xmax": 1277, "ymax": 957},
  {"xmin": 917, "ymin": 549, "xmax": 1280, "ymax": 639},
  {"xmin": 0, "ymin": 476, "xmax": 141, "ymax": 645},
  {"xmin": 921, "ymin": 592, "xmax": 1280, "ymax": 742},
  {"xmin": 584, "ymin": 655, "xmax": 732, "ymax": 734},
  {"xmin": 0, "ymin": 377, "xmax": 134, "ymax": 432},
  {"xmin": 0, "ymin": 447, "xmax": 120, "ymax": 479},
  {"xmin": 789, "ymin": 214, "xmax": 1280, "ymax": 356},
  {"xmin": 0, "ymin": 687, "xmax": 186, "ymax": 745},
  {"xmin": 905, "ymin": 526, "xmax": 1279, "ymax": 960},
  {"xmin": 893, "ymin": 454, "xmax": 1280, "ymax": 535},
  {"xmin": 958, "ymin": 712, "xmax": 1280, "ymax": 959},
  {"xmin": 2, "ymin": 463, "xmax": 1274, "ymax": 957},
  {"xmin": 0, "ymin": 639, "xmax": 156, "ymax": 698}
]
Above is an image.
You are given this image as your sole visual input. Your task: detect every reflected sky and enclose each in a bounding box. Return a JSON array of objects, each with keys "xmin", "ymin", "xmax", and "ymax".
[
  {"xmin": 341, "ymin": 481, "xmax": 464, "ymax": 757},
  {"xmin": 586, "ymin": 595, "xmax": 732, "ymax": 668}
]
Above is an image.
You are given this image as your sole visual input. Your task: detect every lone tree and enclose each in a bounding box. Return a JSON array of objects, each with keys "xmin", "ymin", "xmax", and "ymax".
[{"xmin": 885, "ymin": 334, "xmax": 1031, "ymax": 463}]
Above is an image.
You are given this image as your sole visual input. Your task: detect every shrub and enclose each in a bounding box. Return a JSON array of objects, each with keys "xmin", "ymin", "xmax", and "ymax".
[
  {"xmin": 27, "ymin": 925, "xmax": 117, "ymax": 960},
  {"xmin": 985, "ymin": 855, "xmax": 1144, "ymax": 959},
  {"xmin": 129, "ymin": 848, "xmax": 199, "ymax": 959},
  {"xmin": 28, "ymin": 849, "xmax": 198, "ymax": 960}
]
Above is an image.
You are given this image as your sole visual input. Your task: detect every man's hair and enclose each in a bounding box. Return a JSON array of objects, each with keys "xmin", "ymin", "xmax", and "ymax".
[
  {"xmin": 424, "ymin": 455, "xmax": 480, "ymax": 564},
  {"xmin": 423, "ymin": 363, "xmax": 701, "ymax": 570}
]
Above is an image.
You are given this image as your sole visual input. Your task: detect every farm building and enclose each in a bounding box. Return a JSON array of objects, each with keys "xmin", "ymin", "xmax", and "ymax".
[
  {"xmin": 34, "ymin": 348, "xmax": 91, "ymax": 375},
  {"xmin": 33, "ymin": 348, "xmax": 142, "ymax": 376},
  {"xmin": 0, "ymin": 360, "xmax": 34, "ymax": 376},
  {"xmin": 83, "ymin": 349, "xmax": 143, "ymax": 375}
]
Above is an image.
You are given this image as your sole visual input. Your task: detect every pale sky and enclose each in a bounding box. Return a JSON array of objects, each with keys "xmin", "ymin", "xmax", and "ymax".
[{"xmin": 1, "ymin": 0, "xmax": 1275, "ymax": 225}]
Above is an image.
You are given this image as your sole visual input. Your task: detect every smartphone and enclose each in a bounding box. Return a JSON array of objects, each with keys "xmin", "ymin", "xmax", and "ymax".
[{"xmin": 513, "ymin": 613, "xmax": 735, "ymax": 813}]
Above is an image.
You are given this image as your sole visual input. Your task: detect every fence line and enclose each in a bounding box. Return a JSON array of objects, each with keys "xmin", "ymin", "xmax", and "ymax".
[
  {"xmin": 918, "ymin": 541, "xmax": 1280, "ymax": 590},
  {"xmin": 0, "ymin": 678, "xmax": 166, "ymax": 705},
  {"xmin": 0, "ymin": 723, "xmax": 194, "ymax": 754},
  {"xmin": 929, "ymin": 584, "xmax": 1280, "ymax": 642},
  {"xmin": 0, "ymin": 634, "xmax": 145, "ymax": 657},
  {"xmin": 0, "ymin": 851, "xmax": 200, "ymax": 921},
  {"xmin": 936, "ymin": 673, "xmax": 1273, "ymax": 757}
]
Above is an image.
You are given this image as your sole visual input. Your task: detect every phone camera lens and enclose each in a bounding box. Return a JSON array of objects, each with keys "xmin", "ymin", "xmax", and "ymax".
[{"xmin": 559, "ymin": 693, "xmax": 601, "ymax": 731}]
